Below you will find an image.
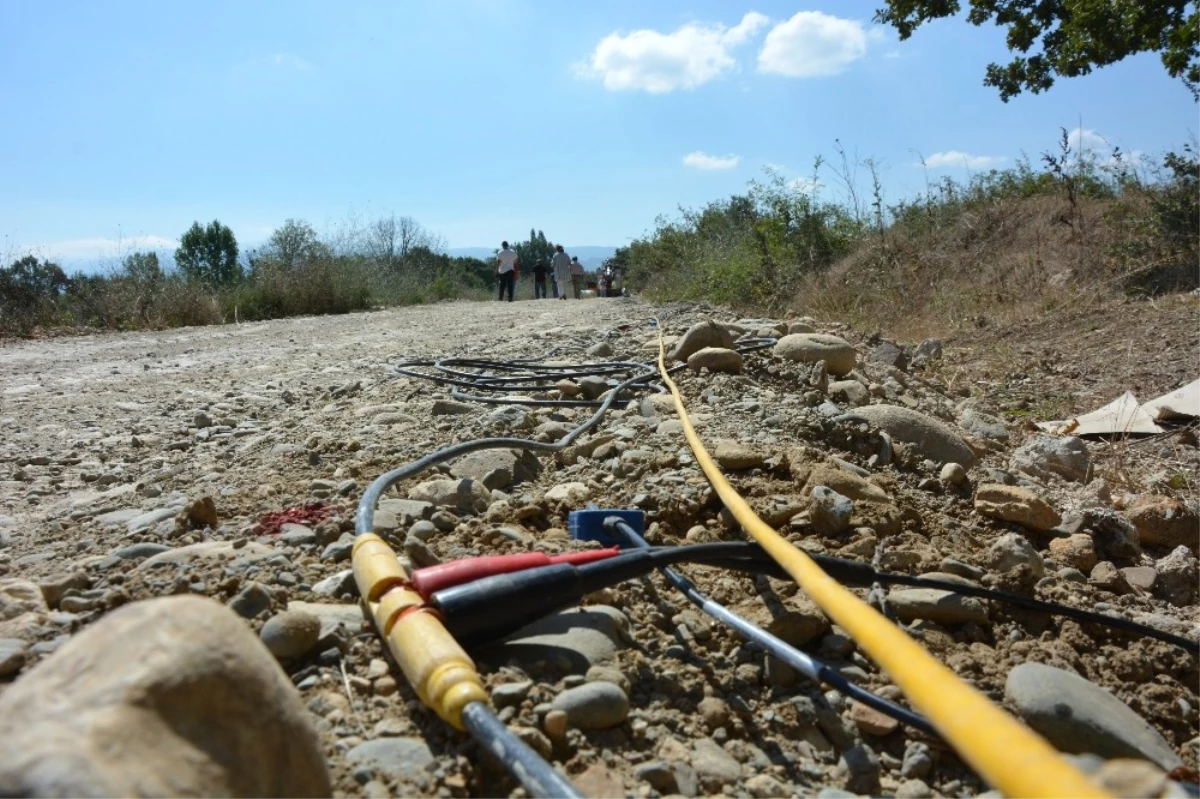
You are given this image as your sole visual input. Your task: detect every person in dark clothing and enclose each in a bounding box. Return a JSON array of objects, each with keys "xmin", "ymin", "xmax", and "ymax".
[{"xmin": 532, "ymin": 260, "xmax": 549, "ymax": 299}]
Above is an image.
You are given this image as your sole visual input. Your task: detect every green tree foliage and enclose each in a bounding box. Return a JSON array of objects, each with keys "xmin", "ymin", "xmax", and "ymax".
[
  {"xmin": 1, "ymin": 256, "xmax": 71, "ymax": 300},
  {"xmin": 514, "ymin": 229, "xmax": 556, "ymax": 272},
  {"xmin": 624, "ymin": 170, "xmax": 863, "ymax": 308},
  {"xmin": 121, "ymin": 251, "xmax": 163, "ymax": 283},
  {"xmin": 175, "ymin": 220, "xmax": 241, "ymax": 286},
  {"xmin": 874, "ymin": 1, "xmax": 1200, "ymax": 100},
  {"xmin": 263, "ymin": 219, "xmax": 329, "ymax": 271},
  {"xmin": 0, "ymin": 256, "xmax": 71, "ymax": 333}
]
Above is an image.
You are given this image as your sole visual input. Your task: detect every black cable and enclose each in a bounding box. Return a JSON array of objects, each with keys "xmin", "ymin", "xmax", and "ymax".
[
  {"xmin": 431, "ymin": 536, "xmax": 1196, "ymax": 653},
  {"xmin": 461, "ymin": 702, "xmax": 583, "ymax": 799},
  {"xmin": 356, "ymin": 340, "xmax": 777, "ymax": 535},
  {"xmin": 874, "ymin": 569, "xmax": 1199, "ymax": 654},
  {"xmin": 643, "ymin": 543, "xmax": 1198, "ymax": 653},
  {"xmin": 607, "ymin": 520, "xmax": 938, "ymax": 736},
  {"xmin": 352, "ymin": 341, "xmax": 776, "ymax": 799}
]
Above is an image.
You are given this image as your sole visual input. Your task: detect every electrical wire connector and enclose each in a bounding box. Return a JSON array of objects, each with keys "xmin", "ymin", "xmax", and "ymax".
[
  {"xmin": 410, "ymin": 548, "xmax": 622, "ymax": 598},
  {"xmin": 352, "ymin": 533, "xmax": 488, "ymax": 730},
  {"xmin": 569, "ymin": 509, "xmax": 644, "ymax": 546}
]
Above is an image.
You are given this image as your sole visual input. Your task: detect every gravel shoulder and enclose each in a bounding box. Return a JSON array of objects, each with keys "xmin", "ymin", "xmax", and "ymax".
[{"xmin": 0, "ymin": 296, "xmax": 1196, "ymax": 798}]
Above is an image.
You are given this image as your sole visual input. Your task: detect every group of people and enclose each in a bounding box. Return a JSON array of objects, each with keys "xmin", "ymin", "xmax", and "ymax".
[{"xmin": 493, "ymin": 241, "xmax": 622, "ymax": 302}]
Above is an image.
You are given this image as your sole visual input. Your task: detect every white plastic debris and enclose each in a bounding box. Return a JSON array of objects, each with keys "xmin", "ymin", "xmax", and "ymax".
[
  {"xmin": 1038, "ymin": 391, "xmax": 1164, "ymax": 436},
  {"xmin": 1141, "ymin": 378, "xmax": 1200, "ymax": 421}
]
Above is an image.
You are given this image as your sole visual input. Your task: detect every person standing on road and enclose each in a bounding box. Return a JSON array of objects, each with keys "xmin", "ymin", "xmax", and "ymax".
[
  {"xmin": 495, "ymin": 241, "xmax": 518, "ymax": 302},
  {"xmin": 532, "ymin": 259, "xmax": 549, "ymax": 299},
  {"xmin": 550, "ymin": 245, "xmax": 571, "ymax": 301},
  {"xmin": 611, "ymin": 265, "xmax": 624, "ymax": 297},
  {"xmin": 569, "ymin": 256, "xmax": 584, "ymax": 299}
]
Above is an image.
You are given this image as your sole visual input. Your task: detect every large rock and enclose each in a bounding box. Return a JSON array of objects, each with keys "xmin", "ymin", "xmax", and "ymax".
[
  {"xmin": 1123, "ymin": 495, "xmax": 1199, "ymax": 550},
  {"xmin": 801, "ymin": 463, "xmax": 891, "ymax": 503},
  {"xmin": 345, "ymin": 738, "xmax": 434, "ymax": 781},
  {"xmin": 773, "ymin": 334, "xmax": 857, "ymax": 376},
  {"xmin": 669, "ymin": 321, "xmax": 735, "ymax": 362},
  {"xmin": 139, "ymin": 540, "xmax": 276, "ymax": 570},
  {"xmin": 484, "ymin": 606, "xmax": 632, "ymax": 673},
  {"xmin": 1005, "ymin": 662, "xmax": 1184, "ymax": 771},
  {"xmin": 550, "ymin": 681, "xmax": 630, "ymax": 730},
  {"xmin": 377, "ymin": 498, "xmax": 435, "ymax": 520},
  {"xmin": 0, "ymin": 595, "xmax": 331, "ymax": 797},
  {"xmin": 0, "ymin": 638, "xmax": 27, "ymax": 677},
  {"xmin": 1155, "ymin": 546, "xmax": 1199, "ymax": 606},
  {"xmin": 407, "ymin": 478, "xmax": 490, "ymax": 514},
  {"xmin": 450, "ymin": 449, "xmax": 541, "ymax": 489},
  {"xmin": 988, "ymin": 532, "xmax": 1046, "ymax": 579},
  {"xmin": 799, "ymin": 462, "xmax": 901, "ymax": 534},
  {"xmin": 733, "ymin": 595, "xmax": 830, "ymax": 647},
  {"xmin": 810, "ymin": 487, "xmax": 854, "ymax": 536},
  {"xmin": 692, "ymin": 737, "xmax": 743, "ymax": 791},
  {"xmin": 828, "ymin": 379, "xmax": 869, "ymax": 407},
  {"xmin": 1049, "ymin": 534, "xmax": 1098, "ymax": 572},
  {"xmin": 868, "ymin": 341, "xmax": 908, "ymax": 370},
  {"xmin": 260, "ymin": 610, "xmax": 321, "ymax": 659},
  {"xmin": 887, "ymin": 589, "xmax": 988, "ymax": 625},
  {"xmin": 853, "ymin": 405, "xmax": 976, "ymax": 467},
  {"xmin": 0, "ymin": 579, "xmax": 48, "ymax": 621},
  {"xmin": 544, "ymin": 482, "xmax": 591, "ymax": 505},
  {"xmin": 1011, "ymin": 435, "xmax": 1091, "ymax": 483},
  {"xmin": 975, "ymin": 484, "xmax": 1061, "ymax": 533},
  {"xmin": 431, "ymin": 399, "xmax": 475, "ymax": 416},
  {"xmin": 712, "ymin": 440, "xmax": 766, "ymax": 470},
  {"xmin": 957, "ymin": 407, "xmax": 1010, "ymax": 441},
  {"xmin": 287, "ymin": 600, "xmax": 366, "ymax": 638},
  {"xmin": 687, "ymin": 347, "xmax": 744, "ymax": 374}
]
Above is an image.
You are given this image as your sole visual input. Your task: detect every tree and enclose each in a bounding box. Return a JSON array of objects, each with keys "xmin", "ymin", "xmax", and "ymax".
[
  {"xmin": 175, "ymin": 220, "xmax": 240, "ymax": 286},
  {"xmin": 514, "ymin": 229, "xmax": 556, "ymax": 272},
  {"xmin": 2, "ymin": 255, "xmax": 70, "ymax": 300},
  {"xmin": 265, "ymin": 219, "xmax": 328, "ymax": 270},
  {"xmin": 0, "ymin": 256, "xmax": 70, "ymax": 331},
  {"xmin": 365, "ymin": 214, "xmax": 445, "ymax": 269},
  {"xmin": 874, "ymin": 1, "xmax": 1200, "ymax": 101},
  {"xmin": 121, "ymin": 251, "xmax": 162, "ymax": 283}
]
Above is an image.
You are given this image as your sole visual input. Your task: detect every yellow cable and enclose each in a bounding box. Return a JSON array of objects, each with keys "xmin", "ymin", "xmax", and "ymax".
[
  {"xmin": 656, "ymin": 332, "xmax": 1108, "ymax": 799},
  {"xmin": 352, "ymin": 533, "xmax": 489, "ymax": 730}
]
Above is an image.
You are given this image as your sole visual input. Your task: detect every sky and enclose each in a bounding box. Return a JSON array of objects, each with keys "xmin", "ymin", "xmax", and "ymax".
[{"xmin": 2, "ymin": 0, "xmax": 1196, "ymax": 269}]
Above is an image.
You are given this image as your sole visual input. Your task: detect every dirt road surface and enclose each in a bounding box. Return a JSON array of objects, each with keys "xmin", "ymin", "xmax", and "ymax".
[{"xmin": 1, "ymin": 297, "xmax": 1196, "ymax": 798}]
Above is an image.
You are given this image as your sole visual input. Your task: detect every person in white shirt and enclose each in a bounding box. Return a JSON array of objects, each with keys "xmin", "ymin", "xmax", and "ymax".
[
  {"xmin": 550, "ymin": 245, "xmax": 571, "ymax": 301},
  {"xmin": 495, "ymin": 241, "xmax": 518, "ymax": 302}
]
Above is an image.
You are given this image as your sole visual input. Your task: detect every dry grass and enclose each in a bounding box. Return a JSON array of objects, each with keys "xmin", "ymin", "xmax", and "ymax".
[{"xmin": 794, "ymin": 192, "xmax": 1193, "ymax": 341}]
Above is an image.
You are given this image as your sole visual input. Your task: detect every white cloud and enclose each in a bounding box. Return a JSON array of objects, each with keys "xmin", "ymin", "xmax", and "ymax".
[
  {"xmin": 579, "ymin": 12, "xmax": 768, "ymax": 93},
  {"xmin": 757, "ymin": 11, "xmax": 869, "ymax": 78},
  {"xmin": 1066, "ymin": 127, "xmax": 1107, "ymax": 153},
  {"xmin": 683, "ymin": 151, "xmax": 741, "ymax": 170},
  {"xmin": 1065, "ymin": 126, "xmax": 1143, "ymax": 163},
  {"xmin": 1061, "ymin": 127, "xmax": 1144, "ymax": 167},
  {"xmin": 923, "ymin": 151, "xmax": 1006, "ymax": 169},
  {"xmin": 270, "ymin": 53, "xmax": 313, "ymax": 72}
]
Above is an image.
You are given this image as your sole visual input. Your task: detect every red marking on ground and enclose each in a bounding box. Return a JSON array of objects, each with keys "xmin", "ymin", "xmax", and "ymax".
[{"xmin": 254, "ymin": 502, "xmax": 334, "ymax": 536}]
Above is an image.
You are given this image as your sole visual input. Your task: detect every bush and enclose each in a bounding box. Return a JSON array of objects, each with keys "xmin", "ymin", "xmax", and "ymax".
[{"xmin": 0, "ymin": 216, "xmax": 499, "ymax": 337}]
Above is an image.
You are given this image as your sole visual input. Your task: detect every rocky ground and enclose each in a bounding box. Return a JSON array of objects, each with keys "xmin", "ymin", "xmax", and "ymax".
[{"xmin": 0, "ymin": 295, "xmax": 1196, "ymax": 799}]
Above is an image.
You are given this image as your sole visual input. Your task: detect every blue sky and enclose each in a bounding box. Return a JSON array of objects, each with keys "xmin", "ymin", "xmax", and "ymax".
[{"xmin": 2, "ymin": 0, "xmax": 1196, "ymax": 269}]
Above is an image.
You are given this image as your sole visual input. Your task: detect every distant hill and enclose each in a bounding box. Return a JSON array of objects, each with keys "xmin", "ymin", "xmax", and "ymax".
[{"xmin": 447, "ymin": 245, "xmax": 617, "ymax": 272}]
